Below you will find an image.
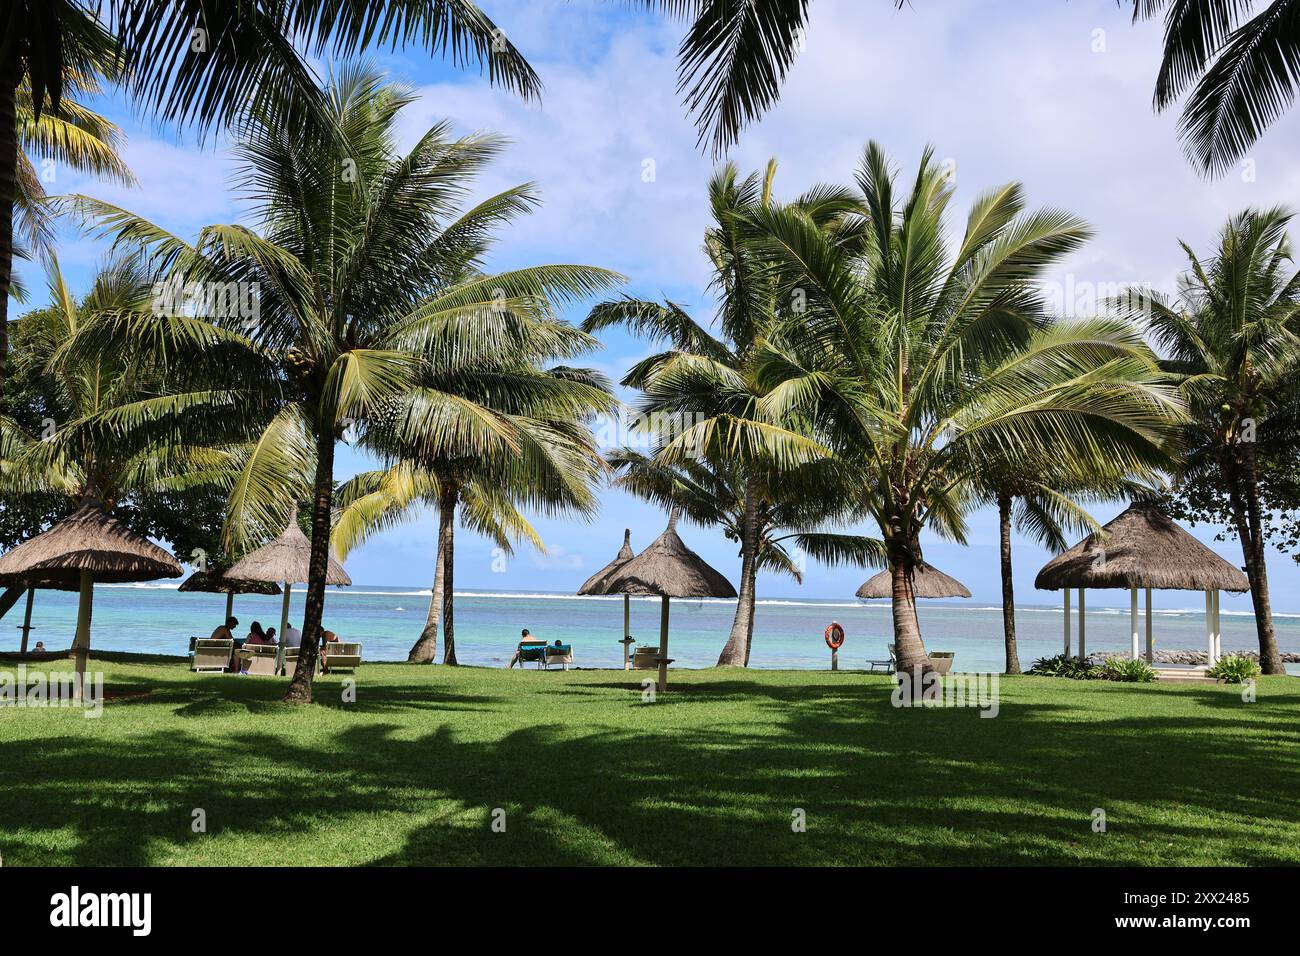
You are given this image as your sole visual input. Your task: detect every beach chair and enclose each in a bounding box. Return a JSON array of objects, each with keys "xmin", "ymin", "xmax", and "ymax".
[
  {"xmin": 631, "ymin": 645, "xmax": 659, "ymax": 670},
  {"xmin": 516, "ymin": 642, "xmax": 547, "ymax": 669},
  {"xmin": 238, "ymin": 643, "xmax": 279, "ymax": 676},
  {"xmin": 866, "ymin": 644, "xmax": 895, "ymax": 674},
  {"xmin": 542, "ymin": 643, "xmax": 574, "ymax": 671},
  {"xmin": 928, "ymin": 651, "xmax": 955, "ymax": 675},
  {"xmin": 322, "ymin": 642, "xmax": 362, "ymax": 674},
  {"xmin": 278, "ymin": 645, "xmax": 312, "ymax": 677},
  {"xmin": 192, "ymin": 638, "xmax": 234, "ymax": 673}
]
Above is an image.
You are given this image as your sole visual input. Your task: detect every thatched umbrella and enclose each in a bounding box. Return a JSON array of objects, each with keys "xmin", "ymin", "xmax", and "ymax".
[
  {"xmin": 855, "ymin": 562, "xmax": 972, "ymax": 599},
  {"xmin": 597, "ymin": 509, "xmax": 735, "ymax": 691},
  {"xmin": 224, "ymin": 517, "xmax": 351, "ymax": 640},
  {"xmin": 0, "ymin": 497, "xmax": 183, "ymax": 692},
  {"xmin": 577, "ymin": 528, "xmax": 637, "ymax": 668},
  {"xmin": 179, "ymin": 569, "xmax": 282, "ymax": 622},
  {"xmin": 1034, "ymin": 502, "xmax": 1249, "ymax": 664}
]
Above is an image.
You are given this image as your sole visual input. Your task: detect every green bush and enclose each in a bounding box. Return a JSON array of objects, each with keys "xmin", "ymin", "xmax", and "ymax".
[
  {"xmin": 1028, "ymin": 654, "xmax": 1101, "ymax": 679},
  {"xmin": 1100, "ymin": 657, "xmax": 1157, "ymax": 683},
  {"xmin": 1207, "ymin": 654, "xmax": 1261, "ymax": 684}
]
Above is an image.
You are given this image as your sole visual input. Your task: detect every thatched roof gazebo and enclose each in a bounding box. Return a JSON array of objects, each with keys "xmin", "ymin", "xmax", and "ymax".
[
  {"xmin": 856, "ymin": 562, "xmax": 972, "ymax": 599},
  {"xmin": 224, "ymin": 517, "xmax": 351, "ymax": 641},
  {"xmin": 179, "ymin": 569, "xmax": 282, "ymax": 622},
  {"xmin": 597, "ymin": 510, "xmax": 736, "ymax": 691},
  {"xmin": 577, "ymin": 529, "xmax": 637, "ymax": 668},
  {"xmin": 0, "ymin": 498, "xmax": 183, "ymax": 690},
  {"xmin": 1034, "ymin": 502, "xmax": 1249, "ymax": 665}
]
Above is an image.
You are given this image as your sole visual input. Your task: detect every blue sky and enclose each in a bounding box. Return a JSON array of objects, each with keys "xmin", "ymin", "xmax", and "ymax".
[{"xmin": 27, "ymin": 0, "xmax": 1300, "ymax": 611}]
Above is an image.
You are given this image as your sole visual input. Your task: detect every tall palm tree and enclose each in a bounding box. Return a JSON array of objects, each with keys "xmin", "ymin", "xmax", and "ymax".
[
  {"xmin": 1, "ymin": 0, "xmax": 541, "ymax": 394},
  {"xmin": 61, "ymin": 65, "xmax": 621, "ymax": 703},
  {"xmin": 1133, "ymin": 0, "xmax": 1300, "ymax": 176},
  {"xmin": 1117, "ymin": 207, "xmax": 1300, "ymax": 674},
  {"xmin": 748, "ymin": 142, "xmax": 1186, "ymax": 675},
  {"xmin": 608, "ymin": 448, "xmax": 883, "ymax": 664},
  {"xmin": 584, "ymin": 160, "xmax": 854, "ymax": 665}
]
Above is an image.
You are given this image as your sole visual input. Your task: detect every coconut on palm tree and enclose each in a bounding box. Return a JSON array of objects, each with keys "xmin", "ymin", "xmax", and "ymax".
[
  {"xmin": 1115, "ymin": 207, "xmax": 1300, "ymax": 674},
  {"xmin": 60, "ymin": 65, "xmax": 621, "ymax": 702},
  {"xmin": 747, "ymin": 142, "xmax": 1186, "ymax": 675}
]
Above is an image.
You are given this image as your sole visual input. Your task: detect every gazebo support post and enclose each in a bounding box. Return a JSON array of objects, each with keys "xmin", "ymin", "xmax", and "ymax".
[
  {"xmin": 1078, "ymin": 588, "xmax": 1086, "ymax": 661},
  {"xmin": 1144, "ymin": 587, "xmax": 1153, "ymax": 663},
  {"xmin": 1063, "ymin": 588, "xmax": 1071, "ymax": 656},
  {"xmin": 279, "ymin": 583, "xmax": 292, "ymax": 643},
  {"xmin": 657, "ymin": 595, "xmax": 670, "ymax": 693},
  {"xmin": 225, "ymin": 591, "xmax": 235, "ymax": 622},
  {"xmin": 1215, "ymin": 591, "xmax": 1222, "ymax": 662},
  {"xmin": 1130, "ymin": 587, "xmax": 1139, "ymax": 660},
  {"xmin": 623, "ymin": 593, "xmax": 630, "ymax": 643},
  {"xmin": 73, "ymin": 569, "xmax": 93, "ymax": 701},
  {"xmin": 1205, "ymin": 590, "xmax": 1214, "ymax": 665},
  {"xmin": 18, "ymin": 587, "xmax": 35, "ymax": 655}
]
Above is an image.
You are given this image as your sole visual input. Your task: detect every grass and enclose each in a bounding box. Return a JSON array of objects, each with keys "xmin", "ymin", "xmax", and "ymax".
[{"xmin": 1, "ymin": 658, "xmax": 1298, "ymax": 866}]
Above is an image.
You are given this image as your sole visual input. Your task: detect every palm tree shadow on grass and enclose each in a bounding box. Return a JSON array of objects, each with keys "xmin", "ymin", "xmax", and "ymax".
[{"xmin": 3, "ymin": 676, "xmax": 1299, "ymax": 866}]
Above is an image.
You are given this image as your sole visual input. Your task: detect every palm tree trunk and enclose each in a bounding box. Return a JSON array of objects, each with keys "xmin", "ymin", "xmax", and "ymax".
[
  {"xmin": 1236, "ymin": 443, "xmax": 1284, "ymax": 674},
  {"xmin": 283, "ymin": 428, "xmax": 336, "ymax": 704},
  {"xmin": 438, "ymin": 481, "xmax": 458, "ymax": 665},
  {"xmin": 407, "ymin": 515, "xmax": 445, "ymax": 663},
  {"xmin": 0, "ymin": 62, "xmax": 20, "ymax": 396},
  {"xmin": 888, "ymin": 537, "xmax": 930, "ymax": 676},
  {"xmin": 998, "ymin": 492, "xmax": 1021, "ymax": 674},
  {"xmin": 717, "ymin": 480, "xmax": 759, "ymax": 666}
]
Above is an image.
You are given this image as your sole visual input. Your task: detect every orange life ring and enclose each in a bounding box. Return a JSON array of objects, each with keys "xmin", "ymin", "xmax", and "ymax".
[{"xmin": 824, "ymin": 622, "xmax": 845, "ymax": 650}]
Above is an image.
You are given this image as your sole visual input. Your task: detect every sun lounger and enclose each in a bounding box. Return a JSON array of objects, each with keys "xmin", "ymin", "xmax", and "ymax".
[
  {"xmin": 322, "ymin": 642, "xmax": 362, "ymax": 673},
  {"xmin": 542, "ymin": 643, "xmax": 574, "ymax": 671},
  {"xmin": 866, "ymin": 643, "xmax": 896, "ymax": 674},
  {"xmin": 192, "ymin": 638, "xmax": 234, "ymax": 673},
  {"xmin": 515, "ymin": 642, "xmax": 547, "ymax": 669},
  {"xmin": 631, "ymin": 645, "xmax": 659, "ymax": 670},
  {"xmin": 238, "ymin": 643, "xmax": 279, "ymax": 675},
  {"xmin": 278, "ymin": 645, "xmax": 313, "ymax": 677}
]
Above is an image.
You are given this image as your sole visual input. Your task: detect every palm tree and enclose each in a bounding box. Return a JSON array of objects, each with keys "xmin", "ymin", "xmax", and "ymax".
[
  {"xmin": 748, "ymin": 142, "xmax": 1186, "ymax": 675},
  {"xmin": 0, "ymin": 256, "xmax": 239, "ymax": 515},
  {"xmin": 62, "ymin": 65, "xmax": 621, "ymax": 702},
  {"xmin": 1, "ymin": 0, "xmax": 542, "ymax": 394},
  {"xmin": 608, "ymin": 448, "xmax": 883, "ymax": 664},
  {"xmin": 584, "ymin": 160, "xmax": 853, "ymax": 665},
  {"xmin": 1133, "ymin": 0, "xmax": 1300, "ymax": 176},
  {"xmin": 1117, "ymin": 207, "xmax": 1300, "ymax": 674}
]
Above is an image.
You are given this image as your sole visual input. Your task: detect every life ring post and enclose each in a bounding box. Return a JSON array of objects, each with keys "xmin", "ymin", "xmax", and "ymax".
[{"xmin": 824, "ymin": 621, "xmax": 846, "ymax": 671}]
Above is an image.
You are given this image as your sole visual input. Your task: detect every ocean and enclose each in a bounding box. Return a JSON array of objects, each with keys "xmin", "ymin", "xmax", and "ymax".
[{"xmin": 6, "ymin": 583, "xmax": 1299, "ymax": 672}]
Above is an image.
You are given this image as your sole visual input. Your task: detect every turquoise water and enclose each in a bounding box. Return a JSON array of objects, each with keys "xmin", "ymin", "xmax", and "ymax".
[{"xmin": 5, "ymin": 583, "xmax": 1298, "ymax": 672}]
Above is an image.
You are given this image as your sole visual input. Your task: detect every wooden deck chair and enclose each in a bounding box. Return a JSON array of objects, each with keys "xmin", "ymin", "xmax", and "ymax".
[
  {"xmin": 322, "ymin": 641, "xmax": 362, "ymax": 674},
  {"xmin": 192, "ymin": 638, "xmax": 234, "ymax": 673},
  {"xmin": 542, "ymin": 643, "xmax": 574, "ymax": 671},
  {"xmin": 238, "ymin": 643, "xmax": 279, "ymax": 675}
]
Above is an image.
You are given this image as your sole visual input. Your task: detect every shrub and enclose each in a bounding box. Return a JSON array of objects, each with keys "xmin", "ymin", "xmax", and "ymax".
[
  {"xmin": 1100, "ymin": 657, "xmax": 1157, "ymax": 683},
  {"xmin": 1028, "ymin": 654, "xmax": 1101, "ymax": 679},
  {"xmin": 1207, "ymin": 654, "xmax": 1261, "ymax": 684}
]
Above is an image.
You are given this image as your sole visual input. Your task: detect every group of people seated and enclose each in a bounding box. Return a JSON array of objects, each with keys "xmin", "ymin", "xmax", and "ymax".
[
  {"xmin": 207, "ymin": 616, "xmax": 339, "ymax": 673},
  {"xmin": 507, "ymin": 628, "xmax": 569, "ymax": 668}
]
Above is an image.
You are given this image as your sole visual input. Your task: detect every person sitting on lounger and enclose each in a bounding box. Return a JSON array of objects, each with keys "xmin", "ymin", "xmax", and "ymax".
[
  {"xmin": 210, "ymin": 616, "xmax": 238, "ymax": 642},
  {"xmin": 282, "ymin": 623, "xmax": 302, "ymax": 648},
  {"xmin": 508, "ymin": 628, "xmax": 545, "ymax": 668},
  {"xmin": 322, "ymin": 627, "xmax": 339, "ymax": 645},
  {"xmin": 265, "ymin": 627, "xmax": 277, "ymax": 645},
  {"xmin": 33, "ymin": 641, "xmax": 45, "ymax": 653},
  {"xmin": 245, "ymin": 621, "xmax": 274, "ymax": 646}
]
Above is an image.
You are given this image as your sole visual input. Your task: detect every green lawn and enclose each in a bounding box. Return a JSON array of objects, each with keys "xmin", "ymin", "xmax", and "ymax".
[{"xmin": 1, "ymin": 658, "xmax": 1297, "ymax": 866}]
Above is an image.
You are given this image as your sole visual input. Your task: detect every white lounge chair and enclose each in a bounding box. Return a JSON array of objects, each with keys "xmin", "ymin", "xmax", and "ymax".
[
  {"xmin": 192, "ymin": 638, "xmax": 234, "ymax": 673},
  {"xmin": 238, "ymin": 643, "xmax": 278, "ymax": 675},
  {"xmin": 542, "ymin": 643, "xmax": 574, "ymax": 671},
  {"xmin": 322, "ymin": 641, "xmax": 362, "ymax": 674}
]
